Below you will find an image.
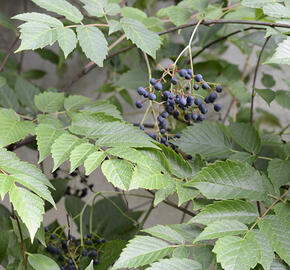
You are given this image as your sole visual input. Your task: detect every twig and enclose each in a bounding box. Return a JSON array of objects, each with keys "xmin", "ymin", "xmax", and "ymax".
[
  {"xmin": 180, "ymin": 201, "xmax": 191, "ymax": 223},
  {"xmin": 250, "ymin": 36, "xmax": 271, "ymax": 124},
  {"xmin": 0, "ymin": 37, "xmax": 19, "ymax": 73}
]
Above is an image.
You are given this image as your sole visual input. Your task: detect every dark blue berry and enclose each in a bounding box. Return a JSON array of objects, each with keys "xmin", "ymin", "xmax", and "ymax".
[
  {"xmin": 187, "ymin": 69, "xmax": 193, "ymax": 76},
  {"xmin": 173, "ymin": 110, "xmax": 179, "ymax": 118},
  {"xmin": 161, "ymin": 111, "xmax": 168, "ymax": 118},
  {"xmin": 154, "ymin": 82, "xmax": 163, "ymax": 91},
  {"xmin": 44, "ymin": 226, "xmax": 49, "ymax": 232},
  {"xmin": 67, "ymin": 259, "xmax": 74, "ymax": 265},
  {"xmin": 185, "ymin": 113, "xmax": 191, "ymax": 121},
  {"xmin": 86, "ymin": 240, "xmax": 92, "ymax": 246},
  {"xmin": 93, "ymin": 259, "xmax": 99, "ymax": 265},
  {"xmin": 164, "ymin": 141, "xmax": 169, "ymax": 146},
  {"xmin": 179, "ymin": 69, "xmax": 187, "ymax": 77},
  {"xmin": 187, "ymin": 155, "xmax": 192, "ymax": 160},
  {"xmin": 88, "ymin": 250, "xmax": 98, "ymax": 258},
  {"xmin": 101, "ymin": 239, "xmax": 106, "ymax": 243},
  {"xmin": 135, "ymin": 100, "xmax": 143, "ymax": 109},
  {"xmin": 157, "ymin": 115, "xmax": 164, "ymax": 122},
  {"xmin": 209, "ymin": 92, "xmax": 217, "ymax": 103},
  {"xmin": 139, "ymin": 124, "xmax": 144, "ymax": 130},
  {"xmin": 185, "ymin": 86, "xmax": 190, "ymax": 91},
  {"xmin": 199, "ymin": 103, "xmax": 208, "ymax": 114},
  {"xmin": 202, "ymin": 82, "xmax": 209, "ymax": 89},
  {"xmin": 171, "ymin": 77, "xmax": 178, "ymax": 85},
  {"xmin": 143, "ymin": 90, "xmax": 149, "ymax": 98},
  {"xmin": 192, "ymin": 113, "xmax": 198, "ymax": 122},
  {"xmin": 159, "ymin": 120, "xmax": 167, "ymax": 129},
  {"xmin": 149, "ymin": 132, "xmax": 157, "ymax": 140},
  {"xmin": 160, "ymin": 129, "xmax": 166, "ymax": 134},
  {"xmin": 175, "ymin": 133, "xmax": 181, "ymax": 138},
  {"xmin": 148, "ymin": 93, "xmax": 156, "ymax": 100},
  {"xmin": 161, "ymin": 137, "xmax": 167, "ymax": 143},
  {"xmin": 163, "ymin": 91, "xmax": 170, "ymax": 99},
  {"xmin": 185, "ymin": 74, "xmax": 191, "ymax": 80},
  {"xmin": 56, "ymin": 248, "xmax": 62, "ymax": 255},
  {"xmin": 197, "ymin": 114, "xmax": 205, "ymax": 121},
  {"xmin": 193, "ymin": 84, "xmax": 199, "ymax": 91},
  {"xmin": 166, "ymin": 106, "xmax": 174, "ymax": 113},
  {"xmin": 194, "ymin": 98, "xmax": 202, "ymax": 106},
  {"xmin": 58, "ymin": 255, "xmax": 64, "ymax": 261},
  {"xmin": 214, "ymin": 104, "xmax": 222, "ymax": 112},
  {"xmin": 150, "ymin": 78, "xmax": 157, "ymax": 85},
  {"xmin": 215, "ymin": 85, "xmax": 223, "ymax": 93},
  {"xmin": 204, "ymin": 96, "xmax": 211, "ymax": 104},
  {"xmin": 61, "ymin": 266, "xmax": 66, "ymax": 270},
  {"xmin": 194, "ymin": 74, "xmax": 203, "ymax": 82},
  {"xmin": 187, "ymin": 96, "xmax": 194, "ymax": 106},
  {"xmin": 180, "ymin": 97, "xmax": 187, "ymax": 107},
  {"xmin": 82, "ymin": 249, "xmax": 88, "ymax": 257},
  {"xmin": 137, "ymin": 87, "xmax": 145, "ymax": 95}
]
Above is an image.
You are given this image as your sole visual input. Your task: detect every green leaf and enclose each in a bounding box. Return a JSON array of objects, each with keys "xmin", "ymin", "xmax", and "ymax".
[
  {"xmin": 195, "ymin": 220, "xmax": 248, "ymax": 242},
  {"xmin": 83, "ymin": 100, "xmax": 122, "ymax": 119},
  {"xmin": 69, "ymin": 142, "xmax": 96, "ymax": 172},
  {"xmin": 242, "ymin": 0, "xmax": 279, "ymax": 8},
  {"xmin": 112, "ymin": 235, "xmax": 174, "ymax": 269},
  {"xmin": 268, "ymin": 159, "xmax": 290, "ymax": 188},
  {"xmin": 10, "ymin": 185, "xmax": 44, "ymax": 241},
  {"xmin": 229, "ymin": 151, "xmax": 257, "ymax": 164},
  {"xmin": 81, "ymin": 0, "xmax": 120, "ymax": 17},
  {"xmin": 263, "ymin": 3, "xmax": 290, "ymax": 18},
  {"xmin": 185, "ymin": 160, "xmax": 266, "ymax": 200},
  {"xmin": 34, "ymin": 91, "xmax": 65, "ymax": 113},
  {"xmin": 0, "ymin": 85, "xmax": 20, "ymax": 111},
  {"xmin": 101, "ymin": 159, "xmax": 133, "ymax": 190},
  {"xmin": 247, "ymin": 230, "xmax": 274, "ymax": 270},
  {"xmin": 109, "ymin": 19, "xmax": 121, "ymax": 35},
  {"xmin": 76, "ymin": 25, "xmax": 108, "ymax": 67},
  {"xmin": 275, "ymin": 90, "xmax": 290, "ymax": 109},
  {"xmin": 173, "ymin": 122, "xmax": 232, "ymax": 159},
  {"xmin": 28, "ymin": 253, "xmax": 60, "ymax": 270},
  {"xmin": 119, "ymin": 89, "xmax": 134, "ymax": 107},
  {"xmin": 142, "ymin": 225, "xmax": 185, "ymax": 244},
  {"xmin": 12, "ymin": 12, "xmax": 63, "ymax": 27},
  {"xmin": 255, "ymin": 89, "xmax": 276, "ymax": 106},
  {"xmin": 57, "ymin": 27, "xmax": 77, "ymax": 58},
  {"xmin": 84, "ymin": 151, "xmax": 106, "ymax": 175},
  {"xmin": 166, "ymin": 6, "xmax": 191, "ymax": 26},
  {"xmin": 193, "ymin": 246, "xmax": 213, "ymax": 270},
  {"xmin": 0, "ymin": 109, "xmax": 35, "ymax": 148},
  {"xmin": 35, "ymin": 48, "xmax": 59, "ymax": 64},
  {"xmin": 121, "ymin": 7, "xmax": 147, "ymax": 20},
  {"xmin": 213, "ymin": 236, "xmax": 259, "ymax": 270},
  {"xmin": 31, "ymin": 0, "xmax": 83, "ymax": 23},
  {"xmin": 176, "ymin": 182, "xmax": 199, "ymax": 206},
  {"xmin": 115, "ymin": 69, "xmax": 148, "ymax": 90},
  {"xmin": 0, "ymin": 231, "xmax": 9, "ymax": 264},
  {"xmin": 23, "ymin": 69, "xmax": 46, "ymax": 79},
  {"xmin": 121, "ymin": 18, "xmax": 161, "ymax": 58},
  {"xmin": 154, "ymin": 184, "xmax": 175, "ymax": 206},
  {"xmin": 0, "ymin": 174, "xmax": 13, "ymax": 199},
  {"xmin": 0, "ymin": 12, "xmax": 16, "ymax": 33},
  {"xmin": 229, "ymin": 122, "xmax": 261, "ymax": 153},
  {"xmin": 259, "ymin": 215, "xmax": 290, "ymax": 265},
  {"xmin": 173, "ymin": 246, "xmax": 190, "ymax": 258},
  {"xmin": 84, "ymin": 260, "xmax": 93, "ymax": 270},
  {"xmin": 261, "ymin": 73, "xmax": 276, "ymax": 88},
  {"xmin": 16, "ymin": 22, "xmax": 57, "ymax": 52},
  {"xmin": 147, "ymin": 258, "xmax": 202, "ymax": 270},
  {"xmin": 266, "ymin": 37, "xmax": 290, "ymax": 65},
  {"xmin": 189, "ymin": 200, "xmax": 258, "ymax": 225},
  {"xmin": 158, "ymin": 144, "xmax": 192, "ymax": 178},
  {"xmin": 274, "ymin": 201, "xmax": 290, "ymax": 222},
  {"xmin": 168, "ymin": 223, "xmax": 202, "ymax": 242},
  {"xmin": 51, "ymin": 133, "xmax": 84, "ymax": 171},
  {"xmin": 36, "ymin": 124, "xmax": 65, "ymax": 163},
  {"xmin": 64, "ymin": 95, "xmax": 91, "ymax": 111}
]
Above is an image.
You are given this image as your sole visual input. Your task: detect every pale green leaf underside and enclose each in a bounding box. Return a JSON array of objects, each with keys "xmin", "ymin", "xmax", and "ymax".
[
  {"xmin": 186, "ymin": 160, "xmax": 266, "ymax": 200},
  {"xmin": 84, "ymin": 151, "xmax": 106, "ymax": 175},
  {"xmin": 266, "ymin": 37, "xmax": 290, "ymax": 65},
  {"xmin": 263, "ymin": 3, "xmax": 290, "ymax": 18},
  {"xmin": 242, "ymin": 0, "xmax": 281, "ymax": 8},
  {"xmin": 112, "ymin": 236, "xmax": 174, "ymax": 269},
  {"xmin": 268, "ymin": 159, "xmax": 290, "ymax": 188},
  {"xmin": 28, "ymin": 253, "xmax": 60, "ymax": 270},
  {"xmin": 64, "ymin": 95, "xmax": 91, "ymax": 111},
  {"xmin": 101, "ymin": 159, "xmax": 133, "ymax": 190},
  {"xmin": 189, "ymin": 199, "xmax": 258, "ymax": 225},
  {"xmin": 195, "ymin": 220, "xmax": 248, "ymax": 242},
  {"xmin": 176, "ymin": 182, "xmax": 199, "ymax": 206},
  {"xmin": 147, "ymin": 258, "xmax": 202, "ymax": 270},
  {"xmin": 57, "ymin": 27, "xmax": 77, "ymax": 58},
  {"xmin": 34, "ymin": 92, "xmax": 65, "ymax": 113},
  {"xmin": 12, "ymin": 12, "xmax": 63, "ymax": 27}
]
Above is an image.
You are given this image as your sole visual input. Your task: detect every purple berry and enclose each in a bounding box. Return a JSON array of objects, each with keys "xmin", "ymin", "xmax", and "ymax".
[
  {"xmin": 202, "ymin": 82, "xmax": 209, "ymax": 89},
  {"xmin": 215, "ymin": 85, "xmax": 223, "ymax": 93},
  {"xmin": 194, "ymin": 98, "xmax": 202, "ymax": 106},
  {"xmin": 180, "ymin": 97, "xmax": 187, "ymax": 107},
  {"xmin": 135, "ymin": 100, "xmax": 143, "ymax": 109},
  {"xmin": 148, "ymin": 93, "xmax": 156, "ymax": 100},
  {"xmin": 214, "ymin": 104, "xmax": 222, "ymax": 112},
  {"xmin": 185, "ymin": 74, "xmax": 191, "ymax": 80},
  {"xmin": 194, "ymin": 74, "xmax": 203, "ymax": 82},
  {"xmin": 150, "ymin": 78, "xmax": 157, "ymax": 85},
  {"xmin": 192, "ymin": 113, "xmax": 198, "ymax": 122},
  {"xmin": 193, "ymin": 84, "xmax": 199, "ymax": 91},
  {"xmin": 187, "ymin": 69, "xmax": 193, "ymax": 76},
  {"xmin": 171, "ymin": 77, "xmax": 178, "ymax": 85},
  {"xmin": 137, "ymin": 87, "xmax": 145, "ymax": 95},
  {"xmin": 179, "ymin": 69, "xmax": 187, "ymax": 77},
  {"xmin": 154, "ymin": 82, "xmax": 163, "ymax": 91},
  {"xmin": 143, "ymin": 90, "xmax": 149, "ymax": 98}
]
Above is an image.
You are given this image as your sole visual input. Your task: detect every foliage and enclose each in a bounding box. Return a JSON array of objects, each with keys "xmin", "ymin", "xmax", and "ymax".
[{"xmin": 0, "ymin": 0, "xmax": 289, "ymax": 269}]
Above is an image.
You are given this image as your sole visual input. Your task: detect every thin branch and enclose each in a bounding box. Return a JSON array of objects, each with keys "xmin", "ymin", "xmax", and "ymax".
[
  {"xmin": 180, "ymin": 201, "xmax": 191, "ymax": 223},
  {"xmin": 0, "ymin": 37, "xmax": 19, "ymax": 73},
  {"xmin": 7, "ymin": 135, "xmax": 36, "ymax": 151},
  {"xmin": 250, "ymin": 36, "xmax": 271, "ymax": 124}
]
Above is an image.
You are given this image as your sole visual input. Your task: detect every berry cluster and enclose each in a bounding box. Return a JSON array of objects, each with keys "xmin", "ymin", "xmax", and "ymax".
[
  {"xmin": 44, "ymin": 227, "xmax": 105, "ymax": 269},
  {"xmin": 135, "ymin": 67, "xmax": 223, "ymax": 146}
]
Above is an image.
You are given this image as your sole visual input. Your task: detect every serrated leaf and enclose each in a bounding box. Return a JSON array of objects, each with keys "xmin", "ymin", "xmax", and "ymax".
[
  {"xmin": 213, "ymin": 236, "xmax": 259, "ymax": 270},
  {"xmin": 154, "ymin": 183, "xmax": 176, "ymax": 206},
  {"xmin": 81, "ymin": 0, "xmax": 120, "ymax": 17},
  {"xmin": 112, "ymin": 235, "xmax": 174, "ymax": 269},
  {"xmin": 267, "ymin": 37, "xmax": 290, "ymax": 65},
  {"xmin": 247, "ymin": 230, "xmax": 274, "ymax": 270},
  {"xmin": 84, "ymin": 151, "xmax": 106, "ymax": 175},
  {"xmin": 34, "ymin": 91, "xmax": 64, "ymax": 113},
  {"xmin": 195, "ymin": 220, "xmax": 248, "ymax": 242},
  {"xmin": 69, "ymin": 142, "xmax": 96, "ymax": 172},
  {"xmin": 229, "ymin": 152, "xmax": 257, "ymax": 164},
  {"xmin": 173, "ymin": 122, "xmax": 232, "ymax": 159},
  {"xmin": 76, "ymin": 25, "xmax": 108, "ymax": 67},
  {"xmin": 0, "ymin": 109, "xmax": 35, "ymax": 148},
  {"xmin": 23, "ymin": 69, "xmax": 46, "ymax": 80},
  {"xmin": 193, "ymin": 246, "xmax": 213, "ymax": 270},
  {"xmin": 189, "ymin": 200, "xmax": 258, "ymax": 225},
  {"xmin": 12, "ymin": 12, "xmax": 63, "ymax": 27},
  {"xmin": 109, "ymin": 19, "xmax": 121, "ymax": 35},
  {"xmin": 64, "ymin": 95, "xmax": 91, "ymax": 111},
  {"xmin": 35, "ymin": 48, "xmax": 59, "ymax": 64},
  {"xmin": 259, "ymin": 215, "xmax": 290, "ymax": 265},
  {"xmin": 263, "ymin": 3, "xmax": 290, "ymax": 18},
  {"xmin": 101, "ymin": 159, "xmax": 133, "ymax": 190},
  {"xmin": 228, "ymin": 81, "xmax": 251, "ymax": 103},
  {"xmin": 255, "ymin": 89, "xmax": 276, "ymax": 106},
  {"xmin": 36, "ymin": 124, "xmax": 65, "ymax": 162},
  {"xmin": 121, "ymin": 18, "xmax": 161, "ymax": 58},
  {"xmin": 0, "ymin": 174, "xmax": 13, "ymax": 199},
  {"xmin": 275, "ymin": 90, "xmax": 290, "ymax": 109},
  {"xmin": 169, "ymin": 223, "xmax": 202, "ymax": 242},
  {"xmin": 0, "ymin": 85, "xmax": 19, "ymax": 111},
  {"xmin": 10, "ymin": 185, "xmax": 44, "ymax": 241},
  {"xmin": 166, "ymin": 6, "xmax": 191, "ymax": 26},
  {"xmin": 28, "ymin": 253, "xmax": 60, "ymax": 270},
  {"xmin": 83, "ymin": 100, "xmax": 122, "ymax": 119},
  {"xmin": 147, "ymin": 258, "xmax": 202, "ymax": 270},
  {"xmin": 185, "ymin": 160, "xmax": 266, "ymax": 200},
  {"xmin": 229, "ymin": 122, "xmax": 261, "ymax": 153},
  {"xmin": 16, "ymin": 22, "xmax": 57, "ymax": 52},
  {"xmin": 176, "ymin": 182, "xmax": 199, "ymax": 206},
  {"xmin": 84, "ymin": 260, "xmax": 93, "ymax": 270},
  {"xmin": 51, "ymin": 133, "xmax": 84, "ymax": 171},
  {"xmin": 274, "ymin": 201, "xmax": 290, "ymax": 222},
  {"xmin": 57, "ymin": 27, "xmax": 77, "ymax": 58},
  {"xmin": 242, "ymin": 0, "xmax": 280, "ymax": 8},
  {"xmin": 268, "ymin": 159, "xmax": 290, "ymax": 188},
  {"xmin": 142, "ymin": 225, "xmax": 185, "ymax": 244},
  {"xmin": 173, "ymin": 246, "xmax": 190, "ymax": 258},
  {"xmin": 31, "ymin": 0, "xmax": 83, "ymax": 23}
]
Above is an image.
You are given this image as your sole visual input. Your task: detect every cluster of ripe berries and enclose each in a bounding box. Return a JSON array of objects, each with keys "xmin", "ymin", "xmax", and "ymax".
[
  {"xmin": 45, "ymin": 227, "xmax": 105, "ymax": 269},
  {"xmin": 135, "ymin": 68, "xmax": 223, "ymax": 145}
]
